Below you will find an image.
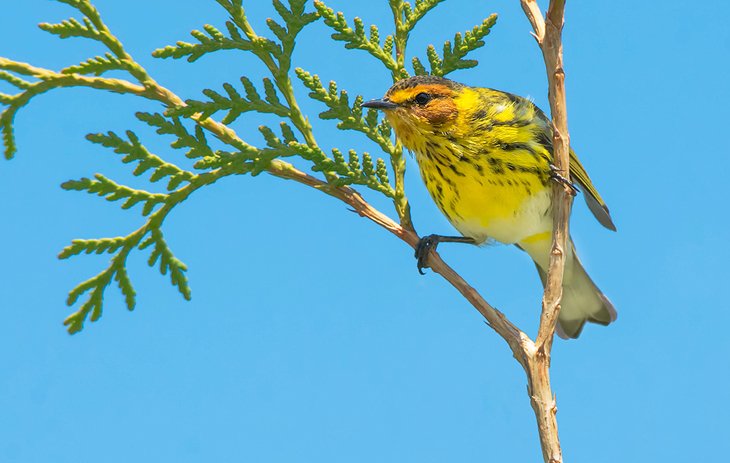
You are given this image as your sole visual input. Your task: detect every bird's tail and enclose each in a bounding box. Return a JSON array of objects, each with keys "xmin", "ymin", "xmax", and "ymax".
[{"xmin": 518, "ymin": 237, "xmax": 617, "ymax": 339}]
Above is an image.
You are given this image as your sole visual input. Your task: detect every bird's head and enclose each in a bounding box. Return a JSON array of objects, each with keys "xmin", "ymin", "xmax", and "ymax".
[{"xmin": 362, "ymin": 76, "xmax": 466, "ymax": 146}]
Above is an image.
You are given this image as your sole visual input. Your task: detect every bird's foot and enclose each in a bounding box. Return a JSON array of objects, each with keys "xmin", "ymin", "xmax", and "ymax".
[
  {"xmin": 549, "ymin": 164, "xmax": 579, "ymax": 196},
  {"xmin": 415, "ymin": 234, "xmax": 476, "ymax": 275}
]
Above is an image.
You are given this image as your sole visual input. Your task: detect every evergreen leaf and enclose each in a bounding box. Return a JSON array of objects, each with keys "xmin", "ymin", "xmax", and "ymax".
[
  {"xmin": 64, "ymin": 254, "xmax": 121, "ymax": 334},
  {"xmin": 145, "ymin": 229, "xmax": 191, "ymax": 300},
  {"xmin": 38, "ymin": 17, "xmax": 101, "ymax": 41},
  {"xmin": 0, "ymin": 71, "xmax": 33, "ymax": 89},
  {"xmin": 61, "ymin": 174, "xmax": 168, "ymax": 214},
  {"xmin": 404, "ymin": 0, "xmax": 446, "ymax": 32},
  {"xmin": 85, "ymin": 130, "xmax": 196, "ymax": 187},
  {"xmin": 320, "ymin": 148, "xmax": 395, "ymax": 197},
  {"xmin": 62, "ymin": 53, "xmax": 127, "ymax": 76},
  {"xmin": 313, "ymin": 1, "xmax": 397, "ymax": 72},
  {"xmin": 295, "ymin": 68, "xmax": 395, "ymax": 154},
  {"xmin": 114, "ymin": 265, "xmax": 137, "ymax": 311},
  {"xmin": 136, "ymin": 112, "xmax": 223, "ymax": 162},
  {"xmin": 1, "ymin": 110, "xmax": 16, "ymax": 160},
  {"xmin": 411, "ymin": 57, "xmax": 428, "ymax": 76},
  {"xmin": 166, "ymin": 78, "xmax": 290, "ymax": 123},
  {"xmin": 59, "ymin": 237, "xmax": 128, "ymax": 260},
  {"xmin": 431, "ymin": 14, "xmax": 497, "ymax": 76},
  {"xmin": 152, "ymin": 26, "xmax": 252, "ymax": 62}
]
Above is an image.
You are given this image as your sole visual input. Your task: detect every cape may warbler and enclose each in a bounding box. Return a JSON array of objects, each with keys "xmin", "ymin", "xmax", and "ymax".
[{"xmin": 362, "ymin": 76, "xmax": 616, "ymax": 339}]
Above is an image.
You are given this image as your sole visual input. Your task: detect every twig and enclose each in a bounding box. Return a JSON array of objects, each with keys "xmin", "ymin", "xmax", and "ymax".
[
  {"xmin": 268, "ymin": 158, "xmax": 527, "ymax": 349},
  {"xmin": 519, "ymin": 1, "xmax": 571, "ymax": 462}
]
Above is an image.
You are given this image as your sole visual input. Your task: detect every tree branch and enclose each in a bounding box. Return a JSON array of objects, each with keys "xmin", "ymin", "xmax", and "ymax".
[
  {"xmin": 518, "ymin": 1, "xmax": 572, "ymax": 462},
  {"xmin": 535, "ymin": 0, "xmax": 569, "ymax": 353},
  {"xmin": 267, "ymin": 158, "xmax": 527, "ymax": 353}
]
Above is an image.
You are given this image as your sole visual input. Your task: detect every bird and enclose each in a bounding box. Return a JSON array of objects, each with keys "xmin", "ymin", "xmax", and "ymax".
[{"xmin": 361, "ymin": 75, "xmax": 616, "ymax": 339}]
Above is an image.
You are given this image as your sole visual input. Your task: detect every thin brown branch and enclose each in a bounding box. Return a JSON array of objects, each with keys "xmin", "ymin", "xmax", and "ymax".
[
  {"xmin": 533, "ymin": 0, "xmax": 570, "ymax": 354},
  {"xmin": 518, "ymin": 0, "xmax": 572, "ymax": 462},
  {"xmin": 520, "ymin": 0, "xmax": 546, "ymax": 44},
  {"xmin": 267, "ymin": 159, "xmax": 528, "ymax": 354}
]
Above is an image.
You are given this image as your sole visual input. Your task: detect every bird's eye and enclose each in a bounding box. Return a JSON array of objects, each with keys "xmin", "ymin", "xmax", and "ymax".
[{"xmin": 414, "ymin": 92, "xmax": 432, "ymax": 105}]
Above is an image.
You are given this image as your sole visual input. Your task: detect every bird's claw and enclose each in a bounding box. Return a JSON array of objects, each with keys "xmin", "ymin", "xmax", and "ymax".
[
  {"xmin": 415, "ymin": 234, "xmax": 439, "ymax": 275},
  {"xmin": 414, "ymin": 234, "xmax": 476, "ymax": 274},
  {"xmin": 549, "ymin": 164, "xmax": 579, "ymax": 196}
]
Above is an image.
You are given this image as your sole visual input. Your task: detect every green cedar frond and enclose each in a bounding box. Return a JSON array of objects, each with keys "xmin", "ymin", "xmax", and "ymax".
[
  {"xmin": 279, "ymin": 121, "xmax": 298, "ymax": 144},
  {"xmin": 0, "ymin": 71, "xmax": 33, "ymax": 89},
  {"xmin": 317, "ymin": 148, "xmax": 395, "ymax": 197},
  {"xmin": 258, "ymin": 125, "xmax": 282, "ymax": 149},
  {"xmin": 64, "ymin": 273, "xmax": 107, "ymax": 334},
  {"xmin": 382, "ymin": 35, "xmax": 395, "ymax": 56},
  {"xmin": 251, "ymin": 124, "xmax": 393, "ymax": 197},
  {"xmin": 427, "ymin": 14, "xmax": 498, "ymax": 76},
  {"xmin": 313, "ymin": 1, "xmax": 398, "ymax": 72},
  {"xmin": 63, "ymin": 236, "xmax": 134, "ymax": 334},
  {"xmin": 266, "ymin": 18, "xmax": 287, "ymax": 44},
  {"xmin": 62, "ymin": 53, "xmax": 127, "ymax": 76},
  {"xmin": 404, "ymin": 0, "xmax": 447, "ymax": 33},
  {"xmin": 166, "ymin": 77, "xmax": 290, "ymax": 123},
  {"xmin": 152, "ymin": 24, "xmax": 254, "ymax": 62},
  {"xmin": 42, "ymin": 0, "xmax": 147, "ymax": 83},
  {"xmin": 39, "ymin": 17, "xmax": 102, "ymax": 41},
  {"xmin": 270, "ymin": 0, "xmax": 320, "ymax": 49},
  {"xmin": 212, "ymin": 0, "xmax": 317, "ymax": 76},
  {"xmin": 375, "ymin": 157, "xmax": 391, "ymax": 187},
  {"xmin": 191, "ymin": 152, "xmax": 254, "ymax": 171},
  {"xmin": 1, "ymin": 53, "xmax": 145, "ymax": 160},
  {"xmin": 62, "ymin": 209, "xmax": 193, "ymax": 333},
  {"xmin": 59, "ymin": 237, "xmax": 129, "ymax": 259},
  {"xmin": 348, "ymin": 150, "xmax": 362, "ymax": 176},
  {"xmin": 55, "ymin": 0, "xmax": 104, "ymax": 24},
  {"xmin": 61, "ymin": 174, "xmax": 168, "ymax": 215},
  {"xmin": 114, "ymin": 265, "xmax": 137, "ymax": 311},
  {"xmin": 86, "ymin": 131, "xmax": 196, "ymax": 190},
  {"xmin": 251, "ymin": 124, "xmax": 328, "ymax": 173},
  {"xmin": 40, "ymin": 0, "xmax": 107, "ymax": 44},
  {"xmin": 136, "ymin": 112, "xmax": 225, "ymax": 162},
  {"xmin": 253, "ymin": 123, "xmax": 332, "ymax": 179},
  {"xmin": 1, "ymin": 112, "xmax": 16, "ymax": 160},
  {"xmin": 411, "ymin": 57, "xmax": 428, "ymax": 76},
  {"xmin": 296, "ymin": 68, "xmax": 394, "ymax": 153},
  {"xmin": 425, "ymin": 44, "xmax": 443, "ymax": 75},
  {"xmin": 0, "ymin": 68, "xmax": 41, "ymax": 159},
  {"xmin": 0, "ymin": 94, "xmax": 34, "ymax": 159},
  {"xmin": 141, "ymin": 228, "xmax": 191, "ymax": 300}
]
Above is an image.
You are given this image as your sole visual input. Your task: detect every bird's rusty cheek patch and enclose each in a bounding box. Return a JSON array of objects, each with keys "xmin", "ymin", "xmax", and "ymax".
[{"xmin": 418, "ymin": 99, "xmax": 458, "ymax": 126}]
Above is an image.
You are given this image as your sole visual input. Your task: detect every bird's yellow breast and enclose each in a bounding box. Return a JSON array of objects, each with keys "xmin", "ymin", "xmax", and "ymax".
[{"xmin": 415, "ymin": 145, "xmax": 552, "ymax": 244}]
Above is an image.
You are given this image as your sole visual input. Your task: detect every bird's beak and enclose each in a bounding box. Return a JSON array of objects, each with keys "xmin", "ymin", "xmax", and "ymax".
[{"xmin": 361, "ymin": 98, "xmax": 398, "ymax": 110}]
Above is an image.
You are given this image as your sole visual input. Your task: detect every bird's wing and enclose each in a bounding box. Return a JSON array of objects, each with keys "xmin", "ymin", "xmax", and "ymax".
[
  {"xmin": 568, "ymin": 149, "xmax": 617, "ymax": 231},
  {"xmin": 526, "ymin": 101, "xmax": 616, "ymax": 231}
]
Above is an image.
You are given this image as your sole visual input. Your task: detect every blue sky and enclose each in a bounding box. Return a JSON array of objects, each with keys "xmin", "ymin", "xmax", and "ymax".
[{"xmin": 1, "ymin": 1, "xmax": 729, "ymax": 461}]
